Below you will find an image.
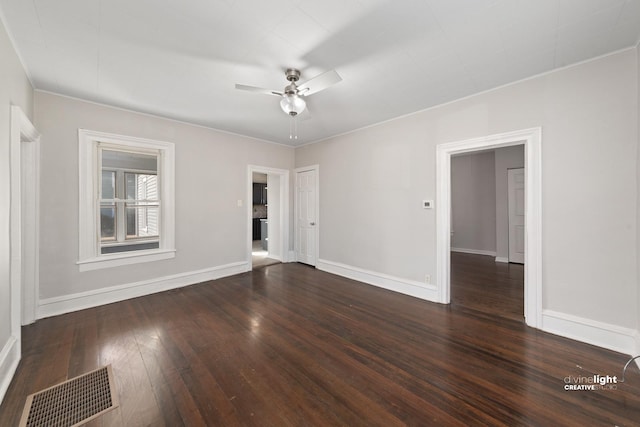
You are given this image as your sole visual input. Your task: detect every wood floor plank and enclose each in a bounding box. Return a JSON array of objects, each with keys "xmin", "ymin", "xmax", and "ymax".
[{"xmin": 2, "ymin": 260, "xmax": 640, "ymax": 426}]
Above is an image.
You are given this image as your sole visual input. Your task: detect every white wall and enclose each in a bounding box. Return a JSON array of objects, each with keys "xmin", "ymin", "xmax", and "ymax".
[
  {"xmin": 451, "ymin": 151, "xmax": 496, "ymax": 254},
  {"xmin": 494, "ymin": 145, "xmax": 525, "ymax": 261},
  {"xmin": 0, "ymin": 16, "xmax": 33, "ymax": 402},
  {"xmin": 34, "ymin": 91, "xmax": 294, "ymax": 309},
  {"xmin": 636, "ymin": 42, "xmax": 640, "ymax": 357},
  {"xmin": 296, "ymin": 49, "xmax": 638, "ymax": 334}
]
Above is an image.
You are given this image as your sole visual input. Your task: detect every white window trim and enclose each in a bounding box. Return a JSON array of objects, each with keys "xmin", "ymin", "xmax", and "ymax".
[{"xmin": 78, "ymin": 129, "xmax": 175, "ymax": 271}]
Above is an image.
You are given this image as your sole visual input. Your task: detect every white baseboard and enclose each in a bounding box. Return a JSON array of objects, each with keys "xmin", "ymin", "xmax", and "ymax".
[
  {"xmin": 451, "ymin": 247, "xmax": 497, "ymax": 257},
  {"xmin": 267, "ymin": 253, "xmax": 283, "ymax": 262},
  {"xmin": 495, "ymin": 256, "xmax": 509, "ymax": 263},
  {"xmin": 542, "ymin": 309, "xmax": 638, "ymax": 355},
  {"xmin": 0, "ymin": 336, "xmax": 20, "ymax": 406},
  {"xmin": 288, "ymin": 251, "xmax": 296, "ymax": 262},
  {"xmin": 316, "ymin": 259, "xmax": 439, "ymax": 303},
  {"xmin": 38, "ymin": 261, "xmax": 249, "ymax": 319}
]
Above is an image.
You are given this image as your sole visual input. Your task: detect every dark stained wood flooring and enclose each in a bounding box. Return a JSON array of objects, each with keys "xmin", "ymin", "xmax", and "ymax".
[
  {"xmin": 450, "ymin": 252, "xmax": 524, "ymax": 322},
  {"xmin": 1, "ymin": 262, "xmax": 640, "ymax": 426}
]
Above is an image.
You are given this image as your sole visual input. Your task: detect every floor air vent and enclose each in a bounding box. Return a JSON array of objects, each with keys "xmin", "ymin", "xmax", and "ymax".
[{"xmin": 19, "ymin": 365, "xmax": 118, "ymax": 427}]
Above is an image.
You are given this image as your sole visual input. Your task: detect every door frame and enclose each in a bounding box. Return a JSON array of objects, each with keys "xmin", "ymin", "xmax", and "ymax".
[
  {"xmin": 436, "ymin": 127, "xmax": 542, "ymax": 328},
  {"xmin": 294, "ymin": 165, "xmax": 319, "ymax": 266},
  {"xmin": 9, "ymin": 105, "xmax": 41, "ymax": 346},
  {"xmin": 247, "ymin": 165, "xmax": 289, "ymax": 268}
]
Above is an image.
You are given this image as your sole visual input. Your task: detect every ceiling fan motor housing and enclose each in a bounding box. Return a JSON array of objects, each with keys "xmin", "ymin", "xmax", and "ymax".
[
  {"xmin": 285, "ymin": 68, "xmax": 301, "ymax": 82},
  {"xmin": 284, "ymin": 83, "xmax": 298, "ymax": 95}
]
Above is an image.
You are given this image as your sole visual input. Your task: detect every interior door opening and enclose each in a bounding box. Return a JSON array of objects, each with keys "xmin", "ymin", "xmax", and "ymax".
[
  {"xmin": 247, "ymin": 166, "xmax": 289, "ymax": 270},
  {"xmin": 436, "ymin": 127, "xmax": 542, "ymax": 328},
  {"xmin": 449, "ymin": 147, "xmax": 525, "ymax": 322}
]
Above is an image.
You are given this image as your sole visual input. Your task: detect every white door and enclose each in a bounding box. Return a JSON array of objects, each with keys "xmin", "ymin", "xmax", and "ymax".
[
  {"xmin": 295, "ymin": 167, "xmax": 318, "ymax": 266},
  {"xmin": 508, "ymin": 168, "xmax": 525, "ymax": 264}
]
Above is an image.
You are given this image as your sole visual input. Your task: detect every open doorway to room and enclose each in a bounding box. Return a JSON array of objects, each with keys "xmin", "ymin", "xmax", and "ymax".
[
  {"xmin": 247, "ymin": 166, "xmax": 290, "ymax": 270},
  {"xmin": 449, "ymin": 146, "xmax": 525, "ymax": 322},
  {"xmin": 436, "ymin": 127, "xmax": 542, "ymax": 329}
]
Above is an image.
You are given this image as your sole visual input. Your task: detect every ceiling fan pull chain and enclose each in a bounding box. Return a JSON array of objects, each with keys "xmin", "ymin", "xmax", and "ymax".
[{"xmin": 289, "ymin": 115, "xmax": 293, "ymax": 139}]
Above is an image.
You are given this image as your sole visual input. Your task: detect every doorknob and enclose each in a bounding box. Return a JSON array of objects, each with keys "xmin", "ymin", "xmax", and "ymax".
[{"xmin": 310, "ymin": 222, "xmax": 315, "ymax": 226}]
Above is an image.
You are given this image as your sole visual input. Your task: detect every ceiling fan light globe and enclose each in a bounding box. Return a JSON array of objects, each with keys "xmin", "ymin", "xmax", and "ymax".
[{"xmin": 280, "ymin": 94, "xmax": 306, "ymax": 116}]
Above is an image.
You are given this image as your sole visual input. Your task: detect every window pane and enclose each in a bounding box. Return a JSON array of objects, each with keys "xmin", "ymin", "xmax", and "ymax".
[
  {"xmin": 101, "ymin": 170, "xmax": 115, "ymax": 199},
  {"xmin": 100, "ymin": 205, "xmax": 116, "ymax": 240},
  {"xmin": 126, "ymin": 205, "xmax": 159, "ymax": 238},
  {"xmin": 102, "ymin": 150, "xmax": 157, "ymax": 172},
  {"xmin": 125, "ymin": 173, "xmax": 158, "ymax": 201}
]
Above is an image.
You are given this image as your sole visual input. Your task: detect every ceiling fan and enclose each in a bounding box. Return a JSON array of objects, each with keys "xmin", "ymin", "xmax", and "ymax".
[{"xmin": 235, "ymin": 68, "xmax": 342, "ymax": 117}]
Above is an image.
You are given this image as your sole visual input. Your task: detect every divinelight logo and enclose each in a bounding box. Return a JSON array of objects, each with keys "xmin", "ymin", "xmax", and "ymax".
[
  {"xmin": 563, "ymin": 356, "xmax": 640, "ymax": 391},
  {"xmin": 563, "ymin": 374, "xmax": 618, "ymax": 391}
]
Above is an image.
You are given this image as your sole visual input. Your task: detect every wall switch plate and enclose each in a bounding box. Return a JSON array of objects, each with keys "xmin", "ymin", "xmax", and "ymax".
[
  {"xmin": 237, "ymin": 199, "xmax": 243, "ymax": 207},
  {"xmin": 422, "ymin": 200, "xmax": 433, "ymax": 209},
  {"xmin": 425, "ymin": 274, "xmax": 431, "ymax": 284}
]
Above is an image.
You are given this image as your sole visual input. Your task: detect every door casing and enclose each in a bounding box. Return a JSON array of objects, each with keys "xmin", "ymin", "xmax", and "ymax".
[
  {"xmin": 10, "ymin": 105, "xmax": 40, "ymax": 331},
  {"xmin": 436, "ymin": 127, "xmax": 542, "ymax": 328}
]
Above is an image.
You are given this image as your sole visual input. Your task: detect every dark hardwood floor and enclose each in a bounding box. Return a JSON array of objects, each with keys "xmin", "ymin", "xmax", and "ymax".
[
  {"xmin": 1, "ymin": 262, "xmax": 639, "ymax": 426},
  {"xmin": 450, "ymin": 252, "xmax": 524, "ymax": 322}
]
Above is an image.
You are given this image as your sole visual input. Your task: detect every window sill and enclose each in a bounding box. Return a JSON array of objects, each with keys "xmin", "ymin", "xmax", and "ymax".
[{"xmin": 77, "ymin": 249, "xmax": 176, "ymax": 272}]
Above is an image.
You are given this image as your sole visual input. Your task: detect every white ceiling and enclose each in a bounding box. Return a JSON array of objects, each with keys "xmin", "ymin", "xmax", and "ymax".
[{"xmin": 1, "ymin": 0, "xmax": 639, "ymax": 146}]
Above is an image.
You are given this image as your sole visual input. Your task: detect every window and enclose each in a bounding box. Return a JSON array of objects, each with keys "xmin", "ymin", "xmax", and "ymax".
[
  {"xmin": 78, "ymin": 130, "xmax": 175, "ymax": 271},
  {"xmin": 100, "ymin": 150, "xmax": 160, "ymax": 254}
]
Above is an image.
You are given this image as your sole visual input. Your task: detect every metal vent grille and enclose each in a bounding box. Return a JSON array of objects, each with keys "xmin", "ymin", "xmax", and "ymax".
[{"xmin": 19, "ymin": 365, "xmax": 118, "ymax": 427}]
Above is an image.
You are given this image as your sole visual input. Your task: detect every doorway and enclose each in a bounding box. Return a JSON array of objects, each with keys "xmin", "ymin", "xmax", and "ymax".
[
  {"xmin": 247, "ymin": 166, "xmax": 289, "ymax": 270},
  {"xmin": 449, "ymin": 147, "xmax": 525, "ymax": 321},
  {"xmin": 436, "ymin": 128, "xmax": 542, "ymax": 328}
]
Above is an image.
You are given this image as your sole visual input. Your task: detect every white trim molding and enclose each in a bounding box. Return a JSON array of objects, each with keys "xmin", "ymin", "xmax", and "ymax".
[
  {"xmin": 317, "ymin": 259, "xmax": 439, "ymax": 302},
  {"xmin": 77, "ymin": 129, "xmax": 175, "ymax": 271},
  {"xmin": 542, "ymin": 310, "xmax": 638, "ymax": 356},
  {"xmin": 436, "ymin": 127, "xmax": 542, "ymax": 328},
  {"xmin": 6, "ymin": 105, "xmax": 40, "ymax": 405},
  {"xmin": 0, "ymin": 336, "xmax": 20, "ymax": 406},
  {"xmin": 38, "ymin": 261, "xmax": 248, "ymax": 319},
  {"xmin": 10, "ymin": 105, "xmax": 40, "ymax": 328},
  {"xmin": 451, "ymin": 247, "xmax": 497, "ymax": 257},
  {"xmin": 495, "ymin": 256, "xmax": 509, "ymax": 263}
]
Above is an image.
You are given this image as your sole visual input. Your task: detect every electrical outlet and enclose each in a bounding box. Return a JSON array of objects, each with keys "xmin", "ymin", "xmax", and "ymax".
[{"xmin": 425, "ymin": 274, "xmax": 431, "ymax": 284}]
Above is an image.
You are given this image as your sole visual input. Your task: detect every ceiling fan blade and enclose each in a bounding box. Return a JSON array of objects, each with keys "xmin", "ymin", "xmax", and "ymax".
[
  {"xmin": 297, "ymin": 69, "xmax": 342, "ymax": 96},
  {"xmin": 235, "ymin": 84, "xmax": 283, "ymax": 96}
]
